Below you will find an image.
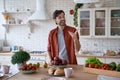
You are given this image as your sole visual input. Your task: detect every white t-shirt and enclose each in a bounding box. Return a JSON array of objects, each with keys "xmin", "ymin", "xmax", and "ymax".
[{"xmin": 58, "ymin": 29, "xmax": 68, "ymax": 63}]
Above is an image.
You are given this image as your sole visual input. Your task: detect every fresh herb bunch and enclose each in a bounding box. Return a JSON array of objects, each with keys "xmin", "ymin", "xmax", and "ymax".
[
  {"xmin": 74, "ymin": 3, "xmax": 83, "ymax": 27},
  {"xmin": 85, "ymin": 57, "xmax": 103, "ymax": 66},
  {"xmin": 11, "ymin": 50, "xmax": 30, "ymax": 64}
]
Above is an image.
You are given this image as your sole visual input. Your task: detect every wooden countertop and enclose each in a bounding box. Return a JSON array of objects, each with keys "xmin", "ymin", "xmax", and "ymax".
[
  {"xmin": 0, "ymin": 52, "xmax": 46, "ymax": 56},
  {"xmin": 77, "ymin": 54, "xmax": 120, "ymax": 59},
  {"xmin": 0, "ymin": 52, "xmax": 120, "ymax": 59},
  {"xmin": 8, "ymin": 65, "xmax": 97, "ymax": 80}
]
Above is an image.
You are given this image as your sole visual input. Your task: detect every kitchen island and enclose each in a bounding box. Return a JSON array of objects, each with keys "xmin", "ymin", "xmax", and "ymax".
[
  {"xmin": 7, "ymin": 65, "xmax": 97, "ymax": 80},
  {"xmin": 0, "ymin": 52, "xmax": 120, "ymax": 80},
  {"xmin": 0, "ymin": 52, "xmax": 120, "ymax": 66}
]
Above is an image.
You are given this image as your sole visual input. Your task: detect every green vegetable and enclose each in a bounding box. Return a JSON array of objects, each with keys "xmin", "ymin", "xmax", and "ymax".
[
  {"xmin": 85, "ymin": 57, "xmax": 102, "ymax": 66},
  {"xmin": 11, "ymin": 50, "xmax": 30, "ymax": 64},
  {"xmin": 116, "ymin": 66, "xmax": 120, "ymax": 72},
  {"xmin": 109, "ymin": 62, "xmax": 116, "ymax": 70},
  {"xmin": 118, "ymin": 64, "xmax": 120, "ymax": 66}
]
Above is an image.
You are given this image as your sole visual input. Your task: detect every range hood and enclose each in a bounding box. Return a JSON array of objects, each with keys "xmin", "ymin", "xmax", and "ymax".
[
  {"xmin": 74, "ymin": 0, "xmax": 99, "ymax": 3},
  {"xmin": 28, "ymin": 0, "xmax": 49, "ymax": 22}
]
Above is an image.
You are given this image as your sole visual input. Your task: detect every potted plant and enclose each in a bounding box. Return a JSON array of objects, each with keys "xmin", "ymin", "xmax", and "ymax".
[{"xmin": 11, "ymin": 49, "xmax": 30, "ymax": 69}]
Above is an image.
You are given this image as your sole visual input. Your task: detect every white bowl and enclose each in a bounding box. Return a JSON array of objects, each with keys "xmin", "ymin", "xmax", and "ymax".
[
  {"xmin": 95, "ymin": 3, "xmax": 103, "ymax": 8},
  {"xmin": 0, "ymin": 73, "xmax": 4, "ymax": 77}
]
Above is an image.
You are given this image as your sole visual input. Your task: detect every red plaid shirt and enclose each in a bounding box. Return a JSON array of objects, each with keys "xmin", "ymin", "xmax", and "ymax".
[{"xmin": 47, "ymin": 26, "xmax": 79, "ymax": 64}]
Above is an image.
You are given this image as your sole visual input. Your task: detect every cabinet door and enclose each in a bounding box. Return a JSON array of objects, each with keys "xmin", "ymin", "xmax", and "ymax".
[
  {"xmin": 93, "ymin": 8, "xmax": 108, "ymax": 38},
  {"xmin": 78, "ymin": 9, "xmax": 92, "ymax": 38},
  {"xmin": 0, "ymin": 56, "xmax": 11, "ymax": 65},
  {"xmin": 109, "ymin": 8, "xmax": 120, "ymax": 38},
  {"xmin": 105, "ymin": 58, "xmax": 120, "ymax": 64},
  {"xmin": 77, "ymin": 57, "xmax": 87, "ymax": 65}
]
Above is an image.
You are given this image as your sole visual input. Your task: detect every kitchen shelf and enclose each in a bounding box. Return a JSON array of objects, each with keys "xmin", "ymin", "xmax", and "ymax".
[
  {"xmin": 80, "ymin": 28, "xmax": 90, "ymax": 29},
  {"xmin": 2, "ymin": 11, "xmax": 34, "ymax": 33},
  {"xmin": 95, "ymin": 27, "xmax": 105, "ymax": 29},
  {"xmin": 80, "ymin": 18, "xmax": 90, "ymax": 20},
  {"xmin": 2, "ymin": 11, "xmax": 33, "ymax": 14},
  {"xmin": 111, "ymin": 17, "xmax": 120, "ymax": 18},
  {"xmin": 3, "ymin": 24, "xmax": 27, "ymax": 26},
  {"xmin": 2, "ymin": 24, "xmax": 34, "ymax": 33},
  {"xmin": 111, "ymin": 27, "xmax": 120, "ymax": 28},
  {"xmin": 77, "ymin": 54, "xmax": 120, "ymax": 59},
  {"xmin": 95, "ymin": 17, "xmax": 105, "ymax": 19}
]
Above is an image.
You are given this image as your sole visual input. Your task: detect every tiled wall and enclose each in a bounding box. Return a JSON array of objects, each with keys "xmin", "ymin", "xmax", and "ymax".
[
  {"xmin": 0, "ymin": 0, "xmax": 120, "ymax": 52},
  {"xmin": 80, "ymin": 38, "xmax": 120, "ymax": 52}
]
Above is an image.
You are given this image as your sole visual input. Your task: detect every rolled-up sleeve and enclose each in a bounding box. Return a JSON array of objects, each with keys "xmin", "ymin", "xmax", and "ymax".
[{"xmin": 47, "ymin": 32, "xmax": 51, "ymax": 52}]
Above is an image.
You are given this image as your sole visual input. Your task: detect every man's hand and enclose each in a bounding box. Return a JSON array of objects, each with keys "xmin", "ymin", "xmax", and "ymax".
[
  {"xmin": 68, "ymin": 31, "xmax": 78, "ymax": 41},
  {"xmin": 68, "ymin": 31, "xmax": 81, "ymax": 51}
]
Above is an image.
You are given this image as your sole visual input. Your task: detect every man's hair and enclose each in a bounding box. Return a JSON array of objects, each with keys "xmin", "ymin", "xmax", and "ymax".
[{"xmin": 53, "ymin": 10, "xmax": 65, "ymax": 19}]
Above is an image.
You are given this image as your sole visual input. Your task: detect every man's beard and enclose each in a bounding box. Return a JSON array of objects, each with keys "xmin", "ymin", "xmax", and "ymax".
[{"xmin": 58, "ymin": 20, "xmax": 66, "ymax": 26}]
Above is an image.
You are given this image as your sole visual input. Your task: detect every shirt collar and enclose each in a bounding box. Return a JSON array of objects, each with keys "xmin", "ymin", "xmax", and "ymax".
[{"xmin": 56, "ymin": 25, "xmax": 67, "ymax": 32}]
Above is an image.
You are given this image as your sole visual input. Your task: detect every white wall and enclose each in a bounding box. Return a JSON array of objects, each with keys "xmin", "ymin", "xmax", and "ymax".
[
  {"xmin": 0, "ymin": 0, "xmax": 120, "ymax": 52},
  {"xmin": 0, "ymin": 0, "xmax": 5, "ymax": 40}
]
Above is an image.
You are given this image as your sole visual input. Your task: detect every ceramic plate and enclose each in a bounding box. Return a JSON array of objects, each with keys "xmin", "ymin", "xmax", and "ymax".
[
  {"xmin": 20, "ymin": 70, "xmax": 37, "ymax": 74},
  {"xmin": 43, "ymin": 77, "xmax": 66, "ymax": 80},
  {"xmin": 52, "ymin": 65, "xmax": 67, "ymax": 68},
  {"xmin": 48, "ymin": 73, "xmax": 65, "ymax": 77}
]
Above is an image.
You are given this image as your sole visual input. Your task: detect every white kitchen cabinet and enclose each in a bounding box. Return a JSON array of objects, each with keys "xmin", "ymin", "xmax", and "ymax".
[
  {"xmin": 78, "ymin": 9, "xmax": 91, "ymax": 38},
  {"xmin": 77, "ymin": 57, "xmax": 87, "ymax": 65},
  {"xmin": 2, "ymin": 11, "xmax": 33, "ymax": 33},
  {"xmin": 0, "ymin": 54, "xmax": 48, "ymax": 68},
  {"xmin": 0, "ymin": 55, "xmax": 11, "ymax": 65},
  {"xmin": 78, "ymin": 7, "xmax": 120, "ymax": 38},
  {"xmin": 108, "ymin": 8, "xmax": 120, "ymax": 38},
  {"xmin": 105, "ymin": 58, "xmax": 120, "ymax": 64},
  {"xmin": 28, "ymin": 56, "xmax": 46, "ymax": 63}
]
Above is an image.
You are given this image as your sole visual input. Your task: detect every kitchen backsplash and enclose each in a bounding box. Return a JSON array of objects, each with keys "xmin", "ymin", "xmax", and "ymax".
[
  {"xmin": 0, "ymin": 0, "xmax": 120, "ymax": 52},
  {"xmin": 80, "ymin": 38, "xmax": 120, "ymax": 52}
]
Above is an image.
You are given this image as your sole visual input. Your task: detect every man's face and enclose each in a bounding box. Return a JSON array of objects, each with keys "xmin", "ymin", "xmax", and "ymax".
[{"xmin": 55, "ymin": 12, "xmax": 66, "ymax": 26}]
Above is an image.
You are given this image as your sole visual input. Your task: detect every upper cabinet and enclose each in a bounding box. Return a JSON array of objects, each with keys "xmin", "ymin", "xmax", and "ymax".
[
  {"xmin": 109, "ymin": 8, "xmax": 120, "ymax": 38},
  {"xmin": 78, "ymin": 9, "xmax": 91, "ymax": 38},
  {"xmin": 93, "ymin": 8, "xmax": 108, "ymax": 38},
  {"xmin": 78, "ymin": 7, "xmax": 120, "ymax": 38}
]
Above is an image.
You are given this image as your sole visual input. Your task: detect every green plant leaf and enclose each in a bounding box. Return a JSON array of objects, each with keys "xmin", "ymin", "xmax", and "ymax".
[
  {"xmin": 73, "ymin": 3, "xmax": 83, "ymax": 27},
  {"xmin": 11, "ymin": 50, "xmax": 30, "ymax": 64}
]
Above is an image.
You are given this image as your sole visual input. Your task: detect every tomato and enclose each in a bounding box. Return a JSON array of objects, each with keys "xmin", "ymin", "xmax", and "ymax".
[
  {"xmin": 89, "ymin": 64, "xmax": 94, "ymax": 68},
  {"xmin": 95, "ymin": 65, "xmax": 99, "ymax": 69},
  {"xmin": 69, "ymin": 9, "xmax": 74, "ymax": 15}
]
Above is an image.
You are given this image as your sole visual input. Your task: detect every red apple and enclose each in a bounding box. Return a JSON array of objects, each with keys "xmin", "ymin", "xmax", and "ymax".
[
  {"xmin": 69, "ymin": 9, "xmax": 74, "ymax": 15},
  {"xmin": 51, "ymin": 60, "xmax": 54, "ymax": 65},
  {"xmin": 54, "ymin": 60, "xmax": 59, "ymax": 65},
  {"xmin": 62, "ymin": 60, "xmax": 67, "ymax": 65},
  {"xmin": 59, "ymin": 63, "xmax": 62, "ymax": 65},
  {"xmin": 59, "ymin": 59, "xmax": 62, "ymax": 64},
  {"xmin": 54, "ymin": 56, "xmax": 59, "ymax": 61}
]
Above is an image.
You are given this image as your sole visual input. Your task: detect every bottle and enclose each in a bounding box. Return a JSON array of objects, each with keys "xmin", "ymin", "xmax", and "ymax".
[{"xmin": 43, "ymin": 61, "xmax": 48, "ymax": 68}]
